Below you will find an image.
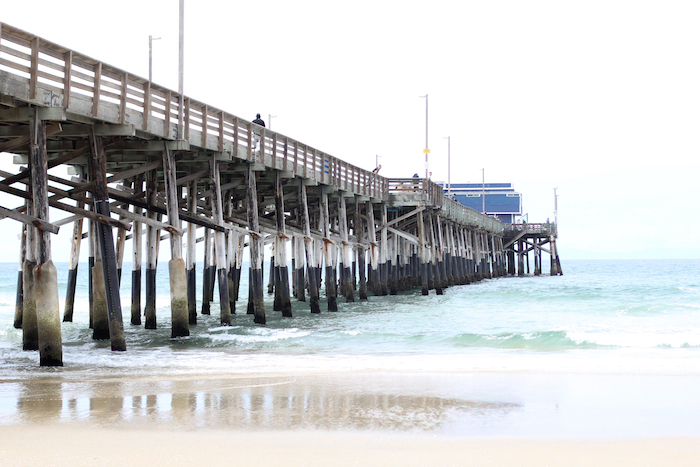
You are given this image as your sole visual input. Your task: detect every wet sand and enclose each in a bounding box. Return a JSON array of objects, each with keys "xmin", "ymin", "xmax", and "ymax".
[{"xmin": 0, "ymin": 371, "xmax": 699, "ymax": 465}]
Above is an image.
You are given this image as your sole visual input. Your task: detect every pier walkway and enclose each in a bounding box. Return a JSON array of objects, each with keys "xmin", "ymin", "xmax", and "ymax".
[{"xmin": 0, "ymin": 23, "xmax": 558, "ymax": 366}]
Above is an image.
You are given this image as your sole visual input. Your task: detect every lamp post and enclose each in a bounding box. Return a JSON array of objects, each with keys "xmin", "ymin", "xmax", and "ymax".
[
  {"xmin": 419, "ymin": 94, "xmax": 429, "ymax": 178},
  {"xmin": 148, "ymin": 35, "xmax": 161, "ymax": 82},
  {"xmin": 444, "ymin": 136, "xmax": 451, "ymax": 198},
  {"xmin": 268, "ymin": 114, "xmax": 276, "ymax": 130},
  {"xmin": 177, "ymin": 0, "xmax": 184, "ymax": 139},
  {"xmin": 554, "ymin": 187, "xmax": 558, "ymax": 226},
  {"xmin": 482, "ymin": 168, "xmax": 486, "ymax": 214}
]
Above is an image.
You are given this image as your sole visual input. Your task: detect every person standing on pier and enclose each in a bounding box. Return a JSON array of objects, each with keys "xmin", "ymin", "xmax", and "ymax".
[
  {"xmin": 372, "ymin": 164, "xmax": 382, "ymax": 174},
  {"xmin": 252, "ymin": 113, "xmax": 265, "ymax": 153}
]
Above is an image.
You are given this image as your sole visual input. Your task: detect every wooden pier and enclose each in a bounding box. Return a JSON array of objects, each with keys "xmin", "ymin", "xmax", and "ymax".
[{"xmin": 0, "ymin": 23, "xmax": 560, "ymax": 366}]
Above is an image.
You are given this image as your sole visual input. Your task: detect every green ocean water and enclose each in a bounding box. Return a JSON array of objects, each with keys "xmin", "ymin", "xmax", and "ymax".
[{"xmin": 0, "ymin": 259, "xmax": 697, "ymax": 377}]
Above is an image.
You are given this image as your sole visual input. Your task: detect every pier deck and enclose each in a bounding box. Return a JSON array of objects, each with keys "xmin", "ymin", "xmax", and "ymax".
[{"xmin": 0, "ymin": 22, "xmax": 557, "ymax": 366}]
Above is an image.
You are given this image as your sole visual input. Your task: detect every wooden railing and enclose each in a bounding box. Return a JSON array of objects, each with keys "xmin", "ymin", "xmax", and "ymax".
[
  {"xmin": 387, "ymin": 178, "xmax": 504, "ymax": 233},
  {"xmin": 504, "ymin": 223, "xmax": 557, "ymax": 237},
  {"xmin": 0, "ymin": 22, "xmax": 501, "ymax": 234},
  {"xmin": 0, "ymin": 22, "xmax": 388, "ymax": 199}
]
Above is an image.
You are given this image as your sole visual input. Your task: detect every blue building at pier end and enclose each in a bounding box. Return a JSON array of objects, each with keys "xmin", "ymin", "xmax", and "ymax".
[{"xmin": 442, "ymin": 183, "xmax": 522, "ymax": 224}]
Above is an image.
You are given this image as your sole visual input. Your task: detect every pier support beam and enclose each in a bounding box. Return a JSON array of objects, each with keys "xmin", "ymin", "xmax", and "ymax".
[
  {"xmin": 550, "ymin": 236, "xmax": 563, "ymax": 275},
  {"xmin": 27, "ymin": 114, "xmax": 62, "ymax": 365},
  {"xmin": 366, "ymin": 201, "xmax": 379, "ymax": 295},
  {"xmin": 131, "ymin": 175, "xmax": 143, "ymax": 325},
  {"xmin": 201, "ymin": 225, "xmax": 212, "ymax": 315},
  {"xmin": 246, "ymin": 164, "xmax": 266, "ymax": 324},
  {"xmin": 418, "ymin": 211, "xmax": 429, "ymax": 295},
  {"xmin": 144, "ymin": 168, "xmax": 158, "ymax": 328},
  {"xmin": 338, "ymin": 194, "xmax": 354, "ymax": 302},
  {"xmin": 22, "ymin": 213, "xmax": 38, "ymax": 351},
  {"xmin": 186, "ymin": 178, "xmax": 197, "ymax": 324},
  {"xmin": 210, "ymin": 159, "xmax": 232, "ymax": 325},
  {"xmin": 89, "ymin": 131, "xmax": 126, "ymax": 351},
  {"xmin": 273, "ymin": 171, "xmax": 292, "ymax": 317},
  {"xmin": 379, "ymin": 204, "xmax": 388, "ymax": 296},
  {"xmin": 163, "ymin": 145, "xmax": 190, "ymax": 337},
  {"xmin": 433, "ymin": 214, "xmax": 445, "ymax": 294},
  {"xmin": 63, "ymin": 196, "xmax": 84, "ymax": 323},
  {"xmin": 355, "ymin": 197, "xmax": 368, "ymax": 300},
  {"xmin": 320, "ymin": 191, "xmax": 338, "ymax": 311},
  {"xmin": 299, "ymin": 183, "xmax": 321, "ymax": 313},
  {"xmin": 14, "ymin": 224, "xmax": 26, "ymax": 329}
]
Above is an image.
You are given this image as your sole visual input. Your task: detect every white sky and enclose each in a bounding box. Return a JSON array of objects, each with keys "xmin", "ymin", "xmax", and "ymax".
[{"xmin": 1, "ymin": 0, "xmax": 699, "ymax": 261}]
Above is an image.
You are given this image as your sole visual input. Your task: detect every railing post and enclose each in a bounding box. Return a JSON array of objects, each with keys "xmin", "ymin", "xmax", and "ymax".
[
  {"xmin": 64, "ymin": 50, "xmax": 72, "ymax": 109},
  {"xmin": 143, "ymin": 81, "xmax": 150, "ymax": 131},
  {"xmin": 29, "ymin": 37, "xmax": 39, "ymax": 100},
  {"xmin": 165, "ymin": 90, "xmax": 172, "ymax": 137},
  {"xmin": 119, "ymin": 73, "xmax": 127, "ymax": 124},
  {"xmin": 233, "ymin": 116, "xmax": 239, "ymax": 158},
  {"xmin": 218, "ymin": 111, "xmax": 224, "ymax": 152},
  {"xmin": 201, "ymin": 105, "xmax": 208, "ymax": 147},
  {"xmin": 184, "ymin": 97, "xmax": 190, "ymax": 140},
  {"xmin": 92, "ymin": 62, "xmax": 102, "ymax": 118}
]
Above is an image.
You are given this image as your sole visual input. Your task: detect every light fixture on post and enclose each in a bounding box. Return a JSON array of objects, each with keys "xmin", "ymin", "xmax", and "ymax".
[
  {"xmin": 419, "ymin": 94, "xmax": 429, "ymax": 179},
  {"xmin": 444, "ymin": 136, "xmax": 451, "ymax": 198},
  {"xmin": 148, "ymin": 35, "xmax": 161, "ymax": 82}
]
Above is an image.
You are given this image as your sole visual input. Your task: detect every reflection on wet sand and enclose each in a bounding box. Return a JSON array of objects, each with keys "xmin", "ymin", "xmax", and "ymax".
[{"xmin": 0, "ymin": 374, "xmax": 520, "ymax": 432}]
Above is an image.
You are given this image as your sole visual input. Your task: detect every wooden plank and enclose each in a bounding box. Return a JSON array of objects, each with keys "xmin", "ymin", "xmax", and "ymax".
[
  {"xmin": 143, "ymin": 81, "xmax": 150, "ymax": 131},
  {"xmin": 0, "ymin": 123, "xmax": 62, "ymax": 153},
  {"xmin": 64, "ymin": 50, "xmax": 72, "ymax": 109},
  {"xmin": 164, "ymin": 90, "xmax": 172, "ymax": 135},
  {"xmin": 218, "ymin": 111, "xmax": 224, "ymax": 151},
  {"xmin": 92, "ymin": 62, "xmax": 102, "ymax": 117},
  {"xmin": 0, "ymin": 107, "xmax": 67, "ymax": 123},
  {"xmin": 30, "ymin": 37, "xmax": 39, "ymax": 100},
  {"xmin": 0, "ymin": 181, "xmax": 130, "ymax": 230},
  {"xmin": 175, "ymin": 169, "xmax": 208, "ymax": 187},
  {"xmin": 105, "ymin": 157, "xmax": 164, "ymax": 184},
  {"xmin": 246, "ymin": 163, "xmax": 265, "ymax": 323},
  {"xmin": 377, "ymin": 206, "xmax": 425, "ymax": 231},
  {"xmin": 0, "ymin": 205, "xmax": 59, "ymax": 233},
  {"xmin": 119, "ymin": 72, "xmax": 127, "ymax": 124},
  {"xmin": 201, "ymin": 105, "xmax": 208, "ymax": 145},
  {"xmin": 210, "ymin": 159, "xmax": 231, "ymax": 325},
  {"xmin": 184, "ymin": 97, "xmax": 190, "ymax": 140},
  {"xmin": 30, "ymin": 111, "xmax": 51, "ymax": 262},
  {"xmin": 162, "ymin": 145, "xmax": 183, "ymax": 259}
]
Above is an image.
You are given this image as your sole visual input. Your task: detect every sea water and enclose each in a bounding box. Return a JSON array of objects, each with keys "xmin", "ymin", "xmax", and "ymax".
[
  {"xmin": 0, "ymin": 259, "xmax": 698, "ymax": 376},
  {"xmin": 0, "ymin": 259, "xmax": 698, "ymax": 436}
]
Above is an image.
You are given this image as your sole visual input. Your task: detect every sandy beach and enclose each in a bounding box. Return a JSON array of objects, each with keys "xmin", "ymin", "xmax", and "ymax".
[
  {"xmin": 1, "ymin": 426, "xmax": 698, "ymax": 467},
  {"xmin": 1, "ymin": 370, "xmax": 699, "ymax": 466}
]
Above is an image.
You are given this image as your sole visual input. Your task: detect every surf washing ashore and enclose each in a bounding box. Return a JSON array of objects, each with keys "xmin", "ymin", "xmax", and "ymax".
[{"xmin": 0, "ymin": 259, "xmax": 699, "ymax": 465}]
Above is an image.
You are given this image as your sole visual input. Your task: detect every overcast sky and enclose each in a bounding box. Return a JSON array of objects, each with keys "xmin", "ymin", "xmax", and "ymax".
[{"xmin": 1, "ymin": 0, "xmax": 699, "ymax": 261}]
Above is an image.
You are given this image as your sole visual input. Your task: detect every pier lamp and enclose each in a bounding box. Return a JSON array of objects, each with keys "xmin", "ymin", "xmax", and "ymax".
[
  {"xmin": 177, "ymin": 0, "xmax": 185, "ymax": 139},
  {"xmin": 482, "ymin": 168, "xmax": 486, "ymax": 214},
  {"xmin": 419, "ymin": 94, "xmax": 429, "ymax": 178},
  {"xmin": 148, "ymin": 35, "xmax": 161, "ymax": 82},
  {"xmin": 444, "ymin": 136, "xmax": 451, "ymax": 198},
  {"xmin": 269, "ymin": 114, "xmax": 276, "ymax": 130}
]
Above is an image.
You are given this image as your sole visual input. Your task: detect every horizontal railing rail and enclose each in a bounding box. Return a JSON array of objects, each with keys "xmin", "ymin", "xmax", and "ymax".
[
  {"xmin": 0, "ymin": 22, "xmax": 389, "ymax": 199},
  {"xmin": 504, "ymin": 223, "xmax": 557, "ymax": 236},
  {"xmin": 0, "ymin": 22, "xmax": 499, "ymax": 234},
  {"xmin": 387, "ymin": 178, "xmax": 504, "ymax": 233}
]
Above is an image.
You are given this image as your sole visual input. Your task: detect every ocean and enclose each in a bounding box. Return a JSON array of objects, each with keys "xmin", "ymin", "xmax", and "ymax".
[{"xmin": 0, "ymin": 259, "xmax": 699, "ymax": 437}]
